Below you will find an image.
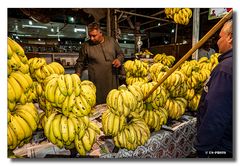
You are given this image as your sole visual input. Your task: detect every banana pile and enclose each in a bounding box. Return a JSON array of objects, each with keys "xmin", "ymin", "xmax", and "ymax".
[
  {"xmin": 153, "ymin": 53, "xmax": 175, "ymax": 67},
  {"xmin": 8, "ymin": 71, "xmax": 35, "ymax": 110},
  {"xmin": 44, "ymin": 112, "xmax": 100, "ymax": 155},
  {"xmin": 165, "ymin": 8, "xmax": 192, "ymax": 25},
  {"xmin": 164, "ymin": 97, "xmax": 188, "ymax": 120},
  {"xmin": 124, "ymin": 59, "xmax": 149, "ymax": 85},
  {"xmin": 113, "ymin": 112, "xmax": 150, "ymax": 150},
  {"xmin": 149, "ymin": 63, "xmax": 169, "ymax": 82},
  {"xmin": 8, "ymin": 103, "xmax": 39, "ymax": 150},
  {"xmin": 177, "ymin": 59, "xmax": 216, "ymax": 111},
  {"xmin": 106, "ymin": 84, "xmax": 138, "ymax": 117},
  {"xmin": 8, "ymin": 37, "xmax": 29, "ymax": 76},
  {"xmin": 43, "ymin": 74, "xmax": 96, "ymax": 117},
  {"xmin": 28, "ymin": 57, "xmax": 65, "ymax": 83},
  {"xmin": 103, "ymin": 84, "xmax": 151, "ymax": 150},
  {"xmin": 135, "ymin": 49, "xmax": 153, "ymax": 58},
  {"xmin": 140, "ymin": 82, "xmax": 169, "ymax": 128}
]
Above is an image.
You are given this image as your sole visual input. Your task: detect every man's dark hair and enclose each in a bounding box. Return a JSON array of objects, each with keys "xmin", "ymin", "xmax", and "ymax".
[{"xmin": 87, "ymin": 22, "xmax": 101, "ymax": 32}]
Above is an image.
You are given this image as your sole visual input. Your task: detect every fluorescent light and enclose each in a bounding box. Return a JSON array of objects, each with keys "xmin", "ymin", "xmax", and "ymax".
[
  {"xmin": 74, "ymin": 28, "xmax": 86, "ymax": 32},
  {"xmin": 22, "ymin": 25, "xmax": 48, "ymax": 29},
  {"xmin": 47, "ymin": 34, "xmax": 65, "ymax": 37},
  {"xmin": 128, "ymin": 33, "xmax": 134, "ymax": 36},
  {"xmin": 12, "ymin": 34, "xmax": 32, "ymax": 37}
]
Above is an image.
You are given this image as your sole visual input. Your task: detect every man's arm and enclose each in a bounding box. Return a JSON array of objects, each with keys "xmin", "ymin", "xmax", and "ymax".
[
  {"xmin": 112, "ymin": 38, "xmax": 124, "ymax": 68},
  {"xmin": 74, "ymin": 44, "xmax": 87, "ymax": 76}
]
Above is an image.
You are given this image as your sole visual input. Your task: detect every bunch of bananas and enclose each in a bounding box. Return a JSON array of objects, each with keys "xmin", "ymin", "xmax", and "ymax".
[
  {"xmin": 8, "ymin": 37, "xmax": 29, "ymax": 76},
  {"xmin": 153, "ymin": 53, "xmax": 175, "ymax": 67},
  {"xmin": 44, "ymin": 112, "xmax": 100, "ymax": 155},
  {"xmin": 139, "ymin": 82, "xmax": 169, "ymax": 130},
  {"xmin": 165, "ymin": 8, "xmax": 192, "ymax": 25},
  {"xmin": 106, "ymin": 85, "xmax": 138, "ymax": 117},
  {"xmin": 102, "ymin": 108, "xmax": 126, "ymax": 136},
  {"xmin": 149, "ymin": 63, "xmax": 169, "ymax": 82},
  {"xmin": 140, "ymin": 107, "xmax": 168, "ymax": 131},
  {"xmin": 8, "ymin": 103, "xmax": 39, "ymax": 150},
  {"xmin": 179, "ymin": 61, "xmax": 210, "ymax": 89},
  {"xmin": 124, "ymin": 59, "xmax": 149, "ymax": 85},
  {"xmin": 188, "ymin": 93, "xmax": 201, "ymax": 111},
  {"xmin": 135, "ymin": 49, "xmax": 153, "ymax": 58},
  {"xmin": 8, "ymin": 71, "xmax": 34, "ymax": 111},
  {"xmin": 198, "ymin": 53, "xmax": 220, "ymax": 71},
  {"xmin": 113, "ymin": 112, "xmax": 150, "ymax": 150},
  {"xmin": 164, "ymin": 97, "xmax": 187, "ymax": 120},
  {"xmin": 28, "ymin": 58, "xmax": 64, "ymax": 83},
  {"xmin": 157, "ymin": 71, "xmax": 188, "ymax": 98},
  {"xmin": 44, "ymin": 74, "xmax": 96, "ymax": 117}
]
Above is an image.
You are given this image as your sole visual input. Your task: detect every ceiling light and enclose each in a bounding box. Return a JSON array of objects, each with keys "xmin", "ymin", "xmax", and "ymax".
[
  {"xmin": 47, "ymin": 34, "xmax": 65, "ymax": 37},
  {"xmin": 171, "ymin": 29, "xmax": 175, "ymax": 33},
  {"xmin": 51, "ymin": 27, "xmax": 54, "ymax": 32},
  {"xmin": 79, "ymin": 41, "xmax": 82, "ymax": 44},
  {"xmin": 70, "ymin": 17, "xmax": 74, "ymax": 23},
  {"xmin": 22, "ymin": 25, "xmax": 48, "ymax": 29},
  {"xmin": 124, "ymin": 41, "xmax": 127, "ymax": 44},
  {"xmin": 74, "ymin": 28, "xmax": 86, "ymax": 32},
  {"xmin": 127, "ymin": 33, "xmax": 134, "ymax": 36},
  {"xmin": 29, "ymin": 20, "xmax": 32, "ymax": 25},
  {"xmin": 57, "ymin": 27, "xmax": 59, "ymax": 32},
  {"xmin": 38, "ymin": 38, "xmax": 41, "ymax": 41},
  {"xmin": 12, "ymin": 34, "xmax": 32, "ymax": 37},
  {"xmin": 158, "ymin": 23, "xmax": 161, "ymax": 26},
  {"xmin": 15, "ymin": 25, "xmax": 18, "ymax": 31},
  {"xmin": 15, "ymin": 36, "xmax": 19, "ymax": 39}
]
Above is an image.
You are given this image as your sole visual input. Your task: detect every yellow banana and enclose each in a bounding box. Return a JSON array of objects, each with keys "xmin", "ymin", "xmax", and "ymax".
[
  {"xmin": 74, "ymin": 135, "xmax": 86, "ymax": 156},
  {"xmin": 48, "ymin": 122, "xmax": 57, "ymax": 144},
  {"xmin": 51, "ymin": 114, "xmax": 62, "ymax": 140},
  {"xmin": 10, "ymin": 71, "xmax": 30, "ymax": 92},
  {"xmin": 44, "ymin": 112, "xmax": 57, "ymax": 139},
  {"xmin": 8, "ymin": 37, "xmax": 25, "ymax": 56},
  {"xmin": 71, "ymin": 74, "xmax": 81, "ymax": 97},
  {"xmin": 60, "ymin": 115, "xmax": 69, "ymax": 142},
  {"xmin": 88, "ymin": 121, "xmax": 100, "ymax": 135},
  {"xmin": 64, "ymin": 74, "xmax": 73, "ymax": 96},
  {"xmin": 81, "ymin": 132, "xmax": 92, "ymax": 152},
  {"xmin": 67, "ymin": 117, "xmax": 76, "ymax": 142},
  {"xmin": 45, "ymin": 77, "xmax": 58, "ymax": 103},
  {"xmin": 16, "ymin": 108, "xmax": 38, "ymax": 131},
  {"xmin": 9, "ymin": 115, "xmax": 25, "ymax": 141},
  {"xmin": 57, "ymin": 75, "xmax": 68, "ymax": 96},
  {"xmin": 8, "ymin": 125, "xmax": 18, "ymax": 149}
]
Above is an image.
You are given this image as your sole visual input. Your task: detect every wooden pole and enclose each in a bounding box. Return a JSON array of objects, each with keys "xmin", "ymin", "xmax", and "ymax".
[{"xmin": 143, "ymin": 9, "xmax": 233, "ymax": 101}]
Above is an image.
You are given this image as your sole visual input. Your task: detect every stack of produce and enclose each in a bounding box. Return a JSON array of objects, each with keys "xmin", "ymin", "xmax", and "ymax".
[
  {"xmin": 165, "ymin": 8, "xmax": 192, "ymax": 25},
  {"xmin": 7, "ymin": 37, "xmax": 39, "ymax": 150},
  {"xmin": 178, "ymin": 60, "xmax": 211, "ymax": 111},
  {"xmin": 28, "ymin": 57, "xmax": 65, "ymax": 83},
  {"xmin": 153, "ymin": 53, "xmax": 175, "ymax": 67},
  {"xmin": 140, "ymin": 82, "xmax": 169, "ymax": 130},
  {"xmin": 135, "ymin": 49, "xmax": 153, "ymax": 58},
  {"xmin": 124, "ymin": 59, "xmax": 149, "ymax": 85},
  {"xmin": 44, "ymin": 112, "xmax": 100, "ymax": 155},
  {"xmin": 42, "ymin": 73, "xmax": 100, "ymax": 155},
  {"xmin": 102, "ymin": 84, "xmax": 150, "ymax": 150},
  {"xmin": 149, "ymin": 63, "xmax": 169, "ymax": 82},
  {"xmin": 8, "ymin": 103, "xmax": 39, "ymax": 150}
]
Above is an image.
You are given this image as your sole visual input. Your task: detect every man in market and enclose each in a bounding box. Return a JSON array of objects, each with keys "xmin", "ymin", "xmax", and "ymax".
[
  {"xmin": 194, "ymin": 19, "xmax": 233, "ymax": 158},
  {"xmin": 75, "ymin": 22, "xmax": 124, "ymax": 104}
]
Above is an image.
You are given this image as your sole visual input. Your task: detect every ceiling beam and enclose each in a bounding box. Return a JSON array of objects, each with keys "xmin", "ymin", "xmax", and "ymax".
[{"xmin": 115, "ymin": 9, "xmax": 173, "ymax": 23}]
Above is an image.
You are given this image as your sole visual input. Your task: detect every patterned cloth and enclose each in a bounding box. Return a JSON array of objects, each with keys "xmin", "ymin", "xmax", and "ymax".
[{"xmin": 100, "ymin": 117, "xmax": 197, "ymax": 158}]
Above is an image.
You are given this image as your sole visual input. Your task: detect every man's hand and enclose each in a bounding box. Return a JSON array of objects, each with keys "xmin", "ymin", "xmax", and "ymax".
[{"xmin": 112, "ymin": 59, "xmax": 121, "ymax": 68}]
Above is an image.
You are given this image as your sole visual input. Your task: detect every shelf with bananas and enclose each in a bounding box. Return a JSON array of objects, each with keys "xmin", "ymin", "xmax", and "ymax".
[
  {"xmin": 124, "ymin": 59, "xmax": 149, "ymax": 85},
  {"xmin": 165, "ymin": 8, "xmax": 192, "ymax": 25},
  {"xmin": 7, "ymin": 37, "xmax": 40, "ymax": 151}
]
